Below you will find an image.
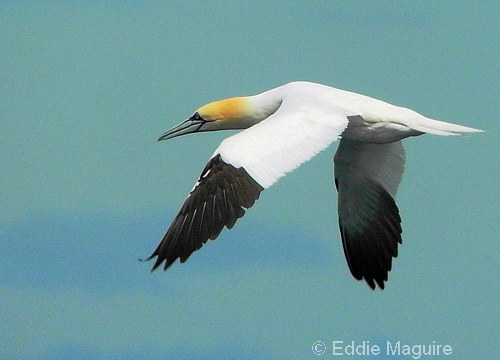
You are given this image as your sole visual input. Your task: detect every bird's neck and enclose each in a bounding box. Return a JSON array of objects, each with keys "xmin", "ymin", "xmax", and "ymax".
[{"xmin": 246, "ymin": 87, "xmax": 284, "ymax": 124}]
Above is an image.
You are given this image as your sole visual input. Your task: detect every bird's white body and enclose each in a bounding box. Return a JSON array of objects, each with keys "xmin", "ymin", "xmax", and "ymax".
[
  {"xmin": 149, "ymin": 81, "xmax": 482, "ymax": 289},
  {"xmin": 218, "ymin": 82, "xmax": 406, "ymax": 188}
]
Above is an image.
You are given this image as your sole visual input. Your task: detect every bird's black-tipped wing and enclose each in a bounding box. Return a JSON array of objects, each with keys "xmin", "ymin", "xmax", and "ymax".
[
  {"xmin": 148, "ymin": 154, "xmax": 264, "ymax": 270},
  {"xmin": 334, "ymin": 138, "xmax": 405, "ymax": 289},
  {"xmin": 336, "ymin": 180, "xmax": 402, "ymax": 289}
]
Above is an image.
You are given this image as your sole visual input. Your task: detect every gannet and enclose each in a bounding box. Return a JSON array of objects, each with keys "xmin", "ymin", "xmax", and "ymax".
[{"xmin": 147, "ymin": 81, "xmax": 482, "ymax": 289}]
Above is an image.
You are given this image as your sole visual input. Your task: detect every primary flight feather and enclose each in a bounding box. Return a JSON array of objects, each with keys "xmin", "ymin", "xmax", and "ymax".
[{"xmin": 147, "ymin": 81, "xmax": 482, "ymax": 289}]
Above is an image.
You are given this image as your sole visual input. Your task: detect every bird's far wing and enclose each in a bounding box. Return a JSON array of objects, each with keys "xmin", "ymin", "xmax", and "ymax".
[
  {"xmin": 333, "ymin": 138, "xmax": 405, "ymax": 290},
  {"xmin": 148, "ymin": 99, "xmax": 350, "ymax": 271}
]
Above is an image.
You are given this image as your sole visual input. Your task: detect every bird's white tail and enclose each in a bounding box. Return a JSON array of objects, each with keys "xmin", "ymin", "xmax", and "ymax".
[{"xmin": 412, "ymin": 117, "xmax": 483, "ymax": 136}]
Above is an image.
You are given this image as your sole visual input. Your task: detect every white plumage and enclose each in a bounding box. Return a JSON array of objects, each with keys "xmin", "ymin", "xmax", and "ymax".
[{"xmin": 148, "ymin": 81, "xmax": 482, "ymax": 289}]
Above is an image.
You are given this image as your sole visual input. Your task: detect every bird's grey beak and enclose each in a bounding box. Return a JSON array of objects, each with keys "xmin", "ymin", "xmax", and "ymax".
[{"xmin": 158, "ymin": 118, "xmax": 206, "ymax": 141}]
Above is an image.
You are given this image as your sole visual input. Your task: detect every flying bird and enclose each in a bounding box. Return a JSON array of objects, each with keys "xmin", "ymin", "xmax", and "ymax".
[{"xmin": 147, "ymin": 81, "xmax": 482, "ymax": 289}]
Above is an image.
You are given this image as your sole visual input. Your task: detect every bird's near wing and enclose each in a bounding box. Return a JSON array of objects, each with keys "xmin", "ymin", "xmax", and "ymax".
[
  {"xmin": 148, "ymin": 154, "xmax": 264, "ymax": 270},
  {"xmin": 148, "ymin": 99, "xmax": 350, "ymax": 271},
  {"xmin": 334, "ymin": 138, "xmax": 405, "ymax": 289}
]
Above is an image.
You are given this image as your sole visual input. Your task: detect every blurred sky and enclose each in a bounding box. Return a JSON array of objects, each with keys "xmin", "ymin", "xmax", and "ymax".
[{"xmin": 1, "ymin": 1, "xmax": 498, "ymax": 359}]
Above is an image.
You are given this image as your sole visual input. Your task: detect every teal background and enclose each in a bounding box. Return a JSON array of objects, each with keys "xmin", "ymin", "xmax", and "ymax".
[{"xmin": 1, "ymin": 2, "xmax": 498, "ymax": 359}]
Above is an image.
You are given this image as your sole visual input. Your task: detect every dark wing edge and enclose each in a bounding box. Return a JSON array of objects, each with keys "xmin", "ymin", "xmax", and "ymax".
[
  {"xmin": 147, "ymin": 154, "xmax": 264, "ymax": 271},
  {"xmin": 333, "ymin": 139, "xmax": 405, "ymax": 290},
  {"xmin": 336, "ymin": 179, "xmax": 402, "ymax": 290}
]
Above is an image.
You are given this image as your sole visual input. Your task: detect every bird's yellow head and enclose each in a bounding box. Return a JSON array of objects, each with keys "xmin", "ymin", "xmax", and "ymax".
[
  {"xmin": 158, "ymin": 96, "xmax": 254, "ymax": 141},
  {"xmin": 197, "ymin": 97, "xmax": 250, "ymax": 122}
]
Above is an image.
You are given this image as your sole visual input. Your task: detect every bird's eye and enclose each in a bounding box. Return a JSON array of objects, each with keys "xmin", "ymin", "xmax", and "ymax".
[{"xmin": 192, "ymin": 112, "xmax": 202, "ymax": 120}]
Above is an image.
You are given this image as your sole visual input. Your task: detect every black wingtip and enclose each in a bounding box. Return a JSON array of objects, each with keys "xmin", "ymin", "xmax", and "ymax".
[
  {"xmin": 150, "ymin": 256, "xmax": 163, "ymax": 272},
  {"xmin": 365, "ymin": 278, "xmax": 377, "ymax": 291},
  {"xmin": 145, "ymin": 154, "xmax": 264, "ymax": 277},
  {"xmin": 138, "ymin": 251, "xmax": 164, "ymax": 272},
  {"xmin": 339, "ymin": 183, "xmax": 402, "ymax": 291},
  {"xmin": 146, "ymin": 251, "xmax": 178, "ymax": 273},
  {"xmin": 357, "ymin": 276, "xmax": 386, "ymax": 290}
]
